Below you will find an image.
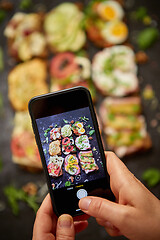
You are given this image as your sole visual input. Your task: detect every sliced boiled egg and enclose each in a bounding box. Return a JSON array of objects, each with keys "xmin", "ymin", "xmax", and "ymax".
[
  {"xmin": 102, "ymin": 20, "xmax": 128, "ymax": 44},
  {"xmin": 78, "ymin": 128, "xmax": 85, "ymax": 134},
  {"xmin": 77, "ymin": 122, "xmax": 83, "ymax": 128},
  {"xmin": 97, "ymin": 0, "xmax": 124, "ymax": 21}
]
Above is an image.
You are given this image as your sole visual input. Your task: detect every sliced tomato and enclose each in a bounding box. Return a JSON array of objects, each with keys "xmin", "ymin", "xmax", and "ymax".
[
  {"xmin": 50, "ymin": 52, "xmax": 78, "ymax": 79},
  {"xmin": 11, "ymin": 131, "xmax": 39, "ymax": 161},
  {"xmin": 11, "ymin": 136, "xmax": 26, "ymax": 157}
]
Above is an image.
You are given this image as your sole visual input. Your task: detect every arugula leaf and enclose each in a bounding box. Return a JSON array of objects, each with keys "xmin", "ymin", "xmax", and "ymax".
[
  {"xmin": 137, "ymin": 27, "xmax": 159, "ymax": 49},
  {"xmin": 65, "ymin": 181, "xmax": 71, "ymax": 187},
  {"xmin": 19, "ymin": 0, "xmax": 32, "ymax": 10},
  {"xmin": 142, "ymin": 168, "xmax": 160, "ymax": 187},
  {"xmin": 4, "ymin": 185, "xmax": 39, "ymax": 215}
]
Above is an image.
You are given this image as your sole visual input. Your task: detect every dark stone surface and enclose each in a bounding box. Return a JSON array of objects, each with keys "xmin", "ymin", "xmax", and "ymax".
[{"xmin": 0, "ymin": 0, "xmax": 159, "ymax": 240}]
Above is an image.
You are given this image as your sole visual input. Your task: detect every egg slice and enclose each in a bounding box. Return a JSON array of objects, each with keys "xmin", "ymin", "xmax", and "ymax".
[
  {"xmin": 102, "ymin": 20, "xmax": 128, "ymax": 44},
  {"xmin": 97, "ymin": 0, "xmax": 124, "ymax": 21},
  {"xmin": 77, "ymin": 122, "xmax": 83, "ymax": 128},
  {"xmin": 78, "ymin": 128, "xmax": 85, "ymax": 134}
]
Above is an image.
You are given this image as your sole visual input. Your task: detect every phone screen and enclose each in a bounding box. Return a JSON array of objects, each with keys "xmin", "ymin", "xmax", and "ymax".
[{"xmin": 29, "ymin": 87, "xmax": 114, "ymax": 216}]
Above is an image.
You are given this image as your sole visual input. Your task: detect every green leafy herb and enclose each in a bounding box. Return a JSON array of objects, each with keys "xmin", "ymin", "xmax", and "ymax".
[
  {"xmin": 86, "ymin": 125, "xmax": 91, "ymax": 128},
  {"xmin": 44, "ymin": 132, "xmax": 47, "ymax": 138},
  {"xmin": 44, "ymin": 128, "xmax": 51, "ymax": 133},
  {"xmin": 0, "ymin": 47, "xmax": 4, "ymax": 71},
  {"xmin": 46, "ymin": 137, "xmax": 49, "ymax": 144},
  {"xmin": 108, "ymin": 113, "xmax": 115, "ymax": 121},
  {"xmin": 65, "ymin": 181, "xmax": 71, "ymax": 187},
  {"xmin": 131, "ymin": 6, "xmax": 148, "ymax": 21},
  {"xmin": 43, "ymin": 149, "xmax": 47, "ymax": 155},
  {"xmin": 0, "ymin": 156, "xmax": 3, "ymax": 172},
  {"xmin": 80, "ymin": 116, "xmax": 89, "ymax": 121},
  {"xmin": 142, "ymin": 168, "xmax": 160, "ymax": 187},
  {"xmin": 63, "ymin": 119, "xmax": 68, "ymax": 123},
  {"xmin": 137, "ymin": 27, "xmax": 159, "ymax": 49},
  {"xmin": 128, "ymin": 115, "xmax": 136, "ymax": 122},
  {"xmin": 89, "ymin": 130, "xmax": 95, "ymax": 136},
  {"xmin": 0, "ymin": 10, "xmax": 6, "ymax": 23},
  {"xmin": 75, "ymin": 49, "xmax": 87, "ymax": 57},
  {"xmin": 54, "ymin": 124, "xmax": 57, "ymax": 127},
  {"xmin": 4, "ymin": 185, "xmax": 39, "ymax": 215},
  {"xmin": 19, "ymin": 0, "xmax": 32, "ymax": 10}
]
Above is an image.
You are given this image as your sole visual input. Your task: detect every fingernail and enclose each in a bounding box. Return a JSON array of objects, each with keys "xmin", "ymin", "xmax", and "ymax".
[
  {"xmin": 58, "ymin": 215, "xmax": 72, "ymax": 228},
  {"xmin": 79, "ymin": 197, "xmax": 91, "ymax": 211}
]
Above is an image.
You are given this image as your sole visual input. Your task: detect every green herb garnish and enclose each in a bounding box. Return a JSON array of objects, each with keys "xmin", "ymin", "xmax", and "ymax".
[
  {"xmin": 44, "ymin": 128, "xmax": 51, "ymax": 133},
  {"xmin": 0, "ymin": 10, "xmax": 6, "ymax": 23},
  {"xmin": 4, "ymin": 185, "xmax": 39, "ymax": 215},
  {"xmin": 131, "ymin": 6, "xmax": 148, "ymax": 21},
  {"xmin": 19, "ymin": 0, "xmax": 32, "ymax": 10},
  {"xmin": 89, "ymin": 130, "xmax": 95, "ymax": 136},
  {"xmin": 44, "ymin": 132, "xmax": 47, "ymax": 137},
  {"xmin": 63, "ymin": 119, "xmax": 68, "ymax": 123},
  {"xmin": 137, "ymin": 27, "xmax": 159, "ymax": 49},
  {"xmin": 142, "ymin": 168, "xmax": 160, "ymax": 187},
  {"xmin": 108, "ymin": 113, "xmax": 115, "ymax": 121},
  {"xmin": 80, "ymin": 116, "xmax": 89, "ymax": 121},
  {"xmin": 54, "ymin": 124, "xmax": 57, "ymax": 127}
]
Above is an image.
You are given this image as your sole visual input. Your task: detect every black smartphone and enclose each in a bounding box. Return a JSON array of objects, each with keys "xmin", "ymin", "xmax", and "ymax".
[{"xmin": 29, "ymin": 86, "xmax": 114, "ymax": 217}]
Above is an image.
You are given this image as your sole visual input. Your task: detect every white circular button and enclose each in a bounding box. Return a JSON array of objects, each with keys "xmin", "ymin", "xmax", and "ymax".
[{"xmin": 76, "ymin": 189, "xmax": 88, "ymax": 199}]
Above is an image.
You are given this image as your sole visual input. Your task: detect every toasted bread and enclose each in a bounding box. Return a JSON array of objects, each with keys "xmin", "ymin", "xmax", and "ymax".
[{"xmin": 8, "ymin": 59, "xmax": 48, "ymax": 111}]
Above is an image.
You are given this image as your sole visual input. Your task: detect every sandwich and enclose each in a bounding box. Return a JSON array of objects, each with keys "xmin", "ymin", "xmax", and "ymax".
[
  {"xmin": 78, "ymin": 151, "xmax": 99, "ymax": 174},
  {"xmin": 64, "ymin": 154, "xmax": 80, "ymax": 175},
  {"xmin": 47, "ymin": 155, "xmax": 64, "ymax": 177}
]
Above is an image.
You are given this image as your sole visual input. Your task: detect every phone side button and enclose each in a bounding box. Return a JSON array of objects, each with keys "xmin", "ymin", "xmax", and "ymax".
[{"xmin": 76, "ymin": 189, "xmax": 88, "ymax": 199}]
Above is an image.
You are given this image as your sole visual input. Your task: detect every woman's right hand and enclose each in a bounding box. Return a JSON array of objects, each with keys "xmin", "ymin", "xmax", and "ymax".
[{"xmin": 79, "ymin": 151, "xmax": 160, "ymax": 240}]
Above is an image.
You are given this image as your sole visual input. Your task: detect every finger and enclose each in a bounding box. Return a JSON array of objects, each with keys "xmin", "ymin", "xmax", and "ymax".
[
  {"xmin": 79, "ymin": 196, "xmax": 132, "ymax": 229},
  {"xmin": 56, "ymin": 214, "xmax": 75, "ymax": 240},
  {"xmin": 33, "ymin": 194, "xmax": 57, "ymax": 240},
  {"xmin": 74, "ymin": 220, "xmax": 88, "ymax": 233},
  {"xmin": 105, "ymin": 151, "xmax": 137, "ymax": 198},
  {"xmin": 96, "ymin": 217, "xmax": 121, "ymax": 236}
]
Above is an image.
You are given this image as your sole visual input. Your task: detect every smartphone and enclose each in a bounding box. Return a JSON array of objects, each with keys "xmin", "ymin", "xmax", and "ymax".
[{"xmin": 29, "ymin": 86, "xmax": 114, "ymax": 217}]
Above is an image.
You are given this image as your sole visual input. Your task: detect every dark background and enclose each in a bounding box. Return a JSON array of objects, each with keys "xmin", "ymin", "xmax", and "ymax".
[{"xmin": 0, "ymin": 0, "xmax": 160, "ymax": 240}]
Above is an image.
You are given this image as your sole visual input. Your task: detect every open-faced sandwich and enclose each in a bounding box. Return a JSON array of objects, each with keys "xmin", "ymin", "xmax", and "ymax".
[
  {"xmin": 92, "ymin": 45, "xmax": 139, "ymax": 97},
  {"xmin": 61, "ymin": 124, "xmax": 72, "ymax": 138},
  {"xmin": 11, "ymin": 111, "xmax": 42, "ymax": 171},
  {"xmin": 8, "ymin": 58, "xmax": 48, "ymax": 111},
  {"xmin": 49, "ymin": 140, "xmax": 61, "ymax": 156},
  {"xmin": 4, "ymin": 12, "xmax": 47, "ymax": 61},
  {"xmin": 75, "ymin": 135, "xmax": 91, "ymax": 151},
  {"xmin": 50, "ymin": 128, "xmax": 61, "ymax": 141},
  {"xmin": 47, "ymin": 155, "xmax": 64, "ymax": 177},
  {"xmin": 85, "ymin": 0, "xmax": 128, "ymax": 48},
  {"xmin": 99, "ymin": 97, "xmax": 152, "ymax": 157},
  {"xmin": 50, "ymin": 52, "xmax": 96, "ymax": 100},
  {"xmin": 72, "ymin": 122, "xmax": 85, "ymax": 135},
  {"xmin": 64, "ymin": 154, "xmax": 80, "ymax": 175},
  {"xmin": 78, "ymin": 151, "xmax": 99, "ymax": 174},
  {"xmin": 44, "ymin": 2, "xmax": 86, "ymax": 52},
  {"xmin": 62, "ymin": 137, "xmax": 76, "ymax": 155}
]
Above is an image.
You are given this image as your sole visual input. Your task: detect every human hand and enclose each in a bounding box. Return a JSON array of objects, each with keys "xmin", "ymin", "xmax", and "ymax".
[
  {"xmin": 79, "ymin": 151, "xmax": 160, "ymax": 240},
  {"xmin": 33, "ymin": 194, "xmax": 88, "ymax": 240}
]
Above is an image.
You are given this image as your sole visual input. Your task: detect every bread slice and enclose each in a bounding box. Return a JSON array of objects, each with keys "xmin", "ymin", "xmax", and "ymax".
[
  {"xmin": 49, "ymin": 140, "xmax": 61, "ymax": 156},
  {"xmin": 75, "ymin": 135, "xmax": 91, "ymax": 151},
  {"xmin": 47, "ymin": 155, "xmax": 64, "ymax": 177},
  {"xmin": 50, "ymin": 128, "xmax": 61, "ymax": 141},
  {"xmin": 64, "ymin": 154, "xmax": 80, "ymax": 175},
  {"xmin": 4, "ymin": 12, "xmax": 48, "ymax": 61},
  {"xmin": 8, "ymin": 59, "xmax": 48, "ymax": 111},
  {"xmin": 99, "ymin": 97, "xmax": 152, "ymax": 158},
  {"xmin": 78, "ymin": 151, "xmax": 99, "ymax": 174}
]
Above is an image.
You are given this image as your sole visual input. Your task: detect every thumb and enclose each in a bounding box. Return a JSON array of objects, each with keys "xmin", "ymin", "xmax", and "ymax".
[
  {"xmin": 56, "ymin": 214, "xmax": 75, "ymax": 240},
  {"xmin": 79, "ymin": 196, "xmax": 130, "ymax": 228}
]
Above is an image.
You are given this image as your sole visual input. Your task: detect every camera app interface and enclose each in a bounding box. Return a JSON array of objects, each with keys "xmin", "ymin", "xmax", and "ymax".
[{"xmin": 36, "ymin": 107, "xmax": 106, "ymax": 190}]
